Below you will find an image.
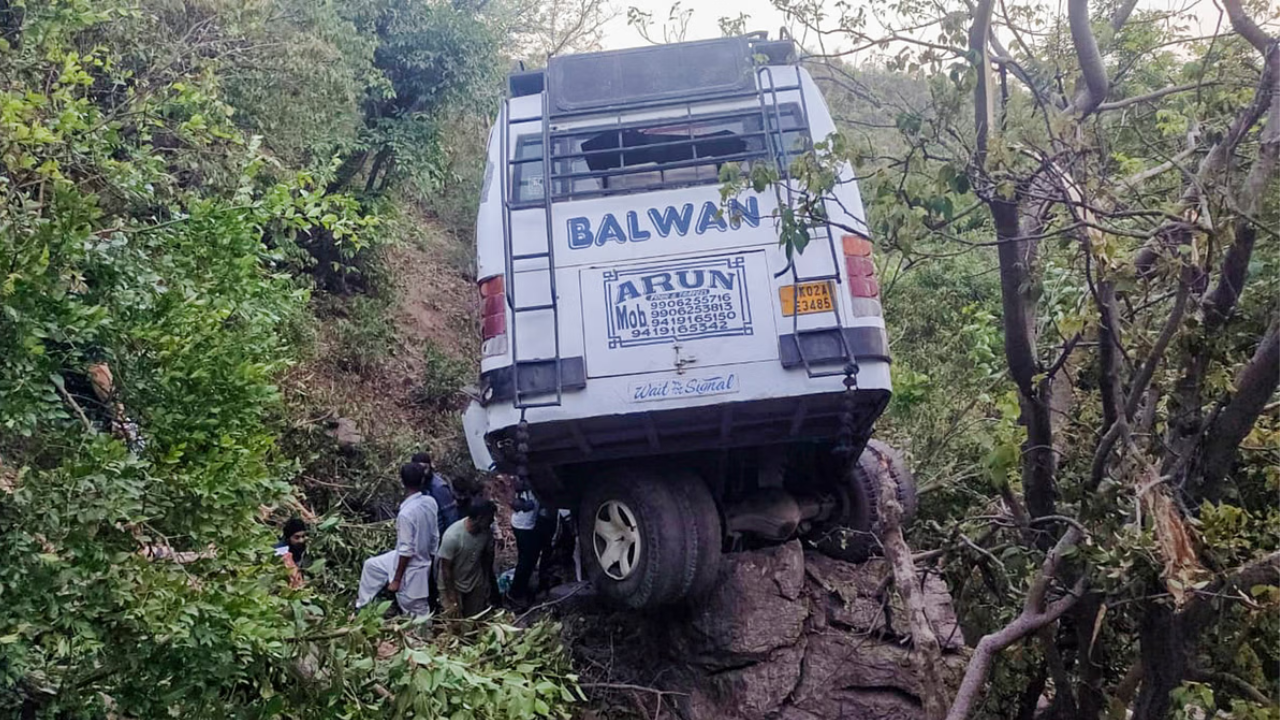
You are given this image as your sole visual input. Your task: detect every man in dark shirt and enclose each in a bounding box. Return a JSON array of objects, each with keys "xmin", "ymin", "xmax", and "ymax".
[{"xmin": 412, "ymin": 452, "xmax": 459, "ymax": 533}]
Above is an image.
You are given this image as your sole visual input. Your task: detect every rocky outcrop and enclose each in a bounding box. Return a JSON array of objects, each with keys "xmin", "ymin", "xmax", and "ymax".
[
  {"xmin": 561, "ymin": 541, "xmax": 970, "ymax": 720},
  {"xmin": 326, "ymin": 417, "xmax": 364, "ymax": 453}
]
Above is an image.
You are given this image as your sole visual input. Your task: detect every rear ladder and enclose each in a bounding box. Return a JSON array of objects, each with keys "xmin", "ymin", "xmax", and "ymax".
[
  {"xmin": 500, "ymin": 93, "xmax": 564, "ymax": 409},
  {"xmin": 757, "ymin": 65, "xmax": 855, "ymax": 379}
]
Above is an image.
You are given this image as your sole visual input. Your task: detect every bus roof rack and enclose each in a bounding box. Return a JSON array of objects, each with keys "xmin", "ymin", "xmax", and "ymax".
[
  {"xmin": 509, "ymin": 68, "xmax": 545, "ymax": 97},
  {"xmin": 750, "ymin": 39, "xmax": 797, "ymax": 65},
  {"xmin": 505, "ymin": 36, "xmax": 798, "ymax": 102}
]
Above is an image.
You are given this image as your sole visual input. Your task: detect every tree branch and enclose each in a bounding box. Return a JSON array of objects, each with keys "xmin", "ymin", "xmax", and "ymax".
[
  {"xmin": 1110, "ymin": 0, "xmax": 1140, "ymax": 31},
  {"xmin": 945, "ymin": 528, "xmax": 1085, "ymax": 720},
  {"xmin": 1198, "ymin": 318, "xmax": 1280, "ymax": 493},
  {"xmin": 1183, "ymin": 551, "xmax": 1280, "ymax": 633},
  {"xmin": 1136, "ymin": 32, "xmax": 1277, "ymax": 273},
  {"xmin": 1069, "ymin": 0, "xmax": 1110, "ymax": 115},
  {"xmin": 1203, "ymin": 44, "xmax": 1279, "ymax": 330},
  {"xmin": 875, "ymin": 447, "xmax": 949, "ymax": 719},
  {"xmin": 971, "ymin": 0, "xmax": 997, "ymax": 162},
  {"xmin": 1124, "ymin": 283, "xmax": 1189, "ymax": 422},
  {"xmin": 1188, "ymin": 669, "xmax": 1275, "ymax": 706},
  {"xmin": 1097, "ymin": 82, "xmax": 1214, "ymax": 112},
  {"xmin": 1221, "ymin": 0, "xmax": 1273, "ymax": 53}
]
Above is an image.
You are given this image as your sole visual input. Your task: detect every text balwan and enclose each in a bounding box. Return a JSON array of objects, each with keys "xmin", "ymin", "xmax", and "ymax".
[{"xmin": 567, "ymin": 197, "xmax": 760, "ymax": 250}]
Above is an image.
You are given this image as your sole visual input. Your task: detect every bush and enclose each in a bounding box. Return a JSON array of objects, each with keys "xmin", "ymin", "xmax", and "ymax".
[
  {"xmin": 326, "ymin": 294, "xmax": 398, "ymax": 373},
  {"xmin": 414, "ymin": 343, "xmax": 471, "ymax": 411}
]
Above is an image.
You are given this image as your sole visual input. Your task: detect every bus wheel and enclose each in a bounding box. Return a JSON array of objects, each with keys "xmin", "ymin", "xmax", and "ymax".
[
  {"xmin": 808, "ymin": 440, "xmax": 917, "ymax": 563},
  {"xmin": 578, "ymin": 469, "xmax": 689, "ymax": 608},
  {"xmin": 666, "ymin": 470, "xmax": 723, "ymax": 602}
]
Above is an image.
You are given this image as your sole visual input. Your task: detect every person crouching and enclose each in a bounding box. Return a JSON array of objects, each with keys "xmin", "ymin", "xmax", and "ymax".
[{"xmin": 355, "ymin": 464, "xmax": 439, "ymax": 616}]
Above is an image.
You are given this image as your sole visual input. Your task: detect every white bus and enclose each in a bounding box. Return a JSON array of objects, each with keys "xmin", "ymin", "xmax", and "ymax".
[{"xmin": 463, "ymin": 35, "xmax": 915, "ymax": 608}]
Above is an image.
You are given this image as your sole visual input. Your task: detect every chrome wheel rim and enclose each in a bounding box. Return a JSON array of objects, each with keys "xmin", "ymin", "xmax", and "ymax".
[{"xmin": 593, "ymin": 500, "xmax": 641, "ymax": 581}]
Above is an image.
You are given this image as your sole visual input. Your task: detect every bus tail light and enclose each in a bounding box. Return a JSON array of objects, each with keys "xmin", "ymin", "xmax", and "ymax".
[
  {"xmin": 841, "ymin": 233, "xmax": 879, "ymax": 299},
  {"xmin": 479, "ymin": 275, "xmax": 507, "ymax": 357}
]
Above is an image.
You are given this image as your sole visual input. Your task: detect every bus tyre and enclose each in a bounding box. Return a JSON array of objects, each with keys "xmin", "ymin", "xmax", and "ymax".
[
  {"xmin": 578, "ymin": 470, "xmax": 688, "ymax": 609},
  {"xmin": 809, "ymin": 439, "xmax": 917, "ymax": 563},
  {"xmin": 667, "ymin": 471, "xmax": 723, "ymax": 602}
]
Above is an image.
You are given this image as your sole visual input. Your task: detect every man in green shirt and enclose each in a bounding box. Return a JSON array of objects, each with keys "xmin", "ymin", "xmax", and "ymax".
[{"xmin": 436, "ymin": 500, "xmax": 498, "ymax": 617}]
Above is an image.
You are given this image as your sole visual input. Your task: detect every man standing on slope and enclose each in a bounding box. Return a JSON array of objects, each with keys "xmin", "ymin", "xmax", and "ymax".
[
  {"xmin": 437, "ymin": 500, "xmax": 498, "ymax": 618},
  {"xmin": 410, "ymin": 452, "xmax": 459, "ymax": 539},
  {"xmin": 356, "ymin": 463, "xmax": 439, "ymax": 616},
  {"xmin": 508, "ymin": 477, "xmax": 555, "ymax": 605}
]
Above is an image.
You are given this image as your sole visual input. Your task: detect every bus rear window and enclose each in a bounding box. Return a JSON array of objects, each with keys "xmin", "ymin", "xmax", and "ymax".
[{"xmin": 510, "ymin": 104, "xmax": 806, "ymax": 204}]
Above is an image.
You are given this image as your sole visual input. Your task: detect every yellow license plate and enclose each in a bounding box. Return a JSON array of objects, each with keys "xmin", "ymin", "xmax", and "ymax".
[{"xmin": 779, "ymin": 281, "xmax": 834, "ymax": 316}]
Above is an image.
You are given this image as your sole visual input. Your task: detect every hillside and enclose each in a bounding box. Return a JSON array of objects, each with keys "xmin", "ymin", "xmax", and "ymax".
[{"xmin": 3, "ymin": 0, "xmax": 1278, "ymax": 719}]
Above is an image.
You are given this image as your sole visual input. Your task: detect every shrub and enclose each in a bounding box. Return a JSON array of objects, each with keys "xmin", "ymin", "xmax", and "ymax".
[
  {"xmin": 327, "ymin": 294, "xmax": 398, "ymax": 373},
  {"xmin": 414, "ymin": 343, "xmax": 471, "ymax": 410}
]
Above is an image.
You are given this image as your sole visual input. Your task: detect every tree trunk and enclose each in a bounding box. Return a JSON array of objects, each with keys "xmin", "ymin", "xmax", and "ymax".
[
  {"xmin": 1072, "ymin": 593, "xmax": 1107, "ymax": 720},
  {"xmin": 364, "ymin": 145, "xmax": 394, "ymax": 194},
  {"xmin": 992, "ymin": 199, "xmax": 1057, "ymax": 523},
  {"xmin": 1133, "ymin": 601, "xmax": 1185, "ymax": 720},
  {"xmin": 327, "ymin": 149, "xmax": 370, "ymax": 194}
]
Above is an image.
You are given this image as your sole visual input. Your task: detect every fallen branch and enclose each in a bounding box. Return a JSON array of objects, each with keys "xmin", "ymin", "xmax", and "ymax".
[
  {"xmin": 581, "ymin": 682, "xmax": 689, "ymax": 697},
  {"xmin": 945, "ymin": 527, "xmax": 1085, "ymax": 720},
  {"xmin": 874, "ymin": 447, "xmax": 949, "ymax": 720},
  {"xmin": 515, "ymin": 583, "xmax": 587, "ymax": 624}
]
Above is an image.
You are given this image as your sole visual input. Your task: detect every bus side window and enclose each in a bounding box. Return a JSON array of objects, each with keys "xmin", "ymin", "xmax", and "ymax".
[{"xmin": 511, "ymin": 135, "xmax": 544, "ymax": 203}]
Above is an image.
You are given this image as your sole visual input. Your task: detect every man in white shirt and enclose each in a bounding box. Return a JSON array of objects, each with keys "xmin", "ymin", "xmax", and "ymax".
[
  {"xmin": 356, "ymin": 464, "xmax": 439, "ymax": 616},
  {"xmin": 508, "ymin": 477, "xmax": 554, "ymax": 602}
]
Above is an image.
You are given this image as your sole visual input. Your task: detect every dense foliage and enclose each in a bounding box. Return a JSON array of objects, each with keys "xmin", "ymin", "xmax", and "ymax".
[
  {"xmin": 746, "ymin": 0, "xmax": 1280, "ymax": 717},
  {"xmin": 0, "ymin": 1, "xmax": 578, "ymax": 717},
  {"xmin": 4, "ymin": 0, "xmax": 1275, "ymax": 717}
]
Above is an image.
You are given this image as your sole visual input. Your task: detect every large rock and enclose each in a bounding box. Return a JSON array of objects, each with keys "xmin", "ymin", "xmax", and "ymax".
[
  {"xmin": 782, "ymin": 688, "xmax": 928, "ymax": 720},
  {"xmin": 561, "ymin": 541, "xmax": 970, "ymax": 720},
  {"xmin": 685, "ymin": 541, "xmax": 808, "ymax": 666},
  {"xmin": 689, "ymin": 642, "xmax": 807, "ymax": 720},
  {"xmin": 805, "ymin": 553, "xmax": 966, "ymax": 651},
  {"xmin": 681, "ymin": 541, "xmax": 966, "ymax": 720}
]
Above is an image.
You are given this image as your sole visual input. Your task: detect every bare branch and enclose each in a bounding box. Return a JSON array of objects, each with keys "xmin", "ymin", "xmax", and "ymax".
[
  {"xmin": 1121, "ymin": 146, "xmax": 1196, "ymax": 187},
  {"xmin": 875, "ymin": 447, "xmax": 949, "ymax": 719},
  {"xmin": 1097, "ymin": 82, "xmax": 1215, "ymax": 112}
]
